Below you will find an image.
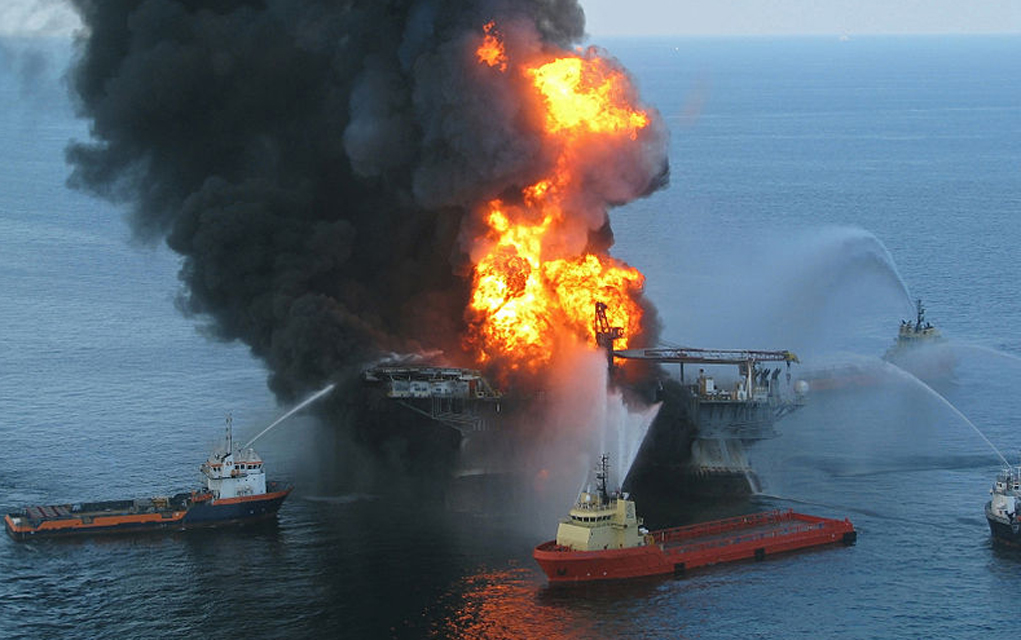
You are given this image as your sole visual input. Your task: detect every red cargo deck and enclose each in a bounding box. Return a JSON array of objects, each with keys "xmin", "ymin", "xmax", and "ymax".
[{"xmin": 534, "ymin": 509, "xmax": 855, "ymax": 583}]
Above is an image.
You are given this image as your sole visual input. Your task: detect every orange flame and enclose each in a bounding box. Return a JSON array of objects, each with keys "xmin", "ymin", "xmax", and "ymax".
[
  {"xmin": 476, "ymin": 21, "xmax": 507, "ymax": 72},
  {"xmin": 468, "ymin": 23, "xmax": 650, "ymax": 373},
  {"xmin": 528, "ymin": 57, "xmax": 649, "ymax": 139}
]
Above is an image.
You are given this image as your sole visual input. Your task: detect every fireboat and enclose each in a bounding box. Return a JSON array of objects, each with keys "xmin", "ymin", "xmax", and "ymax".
[{"xmin": 883, "ymin": 298, "xmax": 955, "ymax": 383}]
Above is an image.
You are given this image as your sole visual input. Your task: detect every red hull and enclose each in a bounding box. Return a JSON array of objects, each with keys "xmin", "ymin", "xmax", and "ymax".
[{"xmin": 534, "ymin": 509, "xmax": 855, "ymax": 583}]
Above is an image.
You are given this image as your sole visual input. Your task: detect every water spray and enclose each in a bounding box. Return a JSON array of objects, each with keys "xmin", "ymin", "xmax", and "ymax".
[
  {"xmin": 877, "ymin": 360, "xmax": 1010, "ymax": 467},
  {"xmin": 241, "ymin": 383, "xmax": 337, "ymax": 450},
  {"xmin": 954, "ymin": 343, "xmax": 1021, "ymax": 368}
]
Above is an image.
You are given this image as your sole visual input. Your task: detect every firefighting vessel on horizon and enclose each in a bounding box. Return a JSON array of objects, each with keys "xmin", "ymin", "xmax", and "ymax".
[
  {"xmin": 882, "ymin": 298, "xmax": 955, "ymax": 383},
  {"xmin": 533, "ymin": 455, "xmax": 856, "ymax": 583},
  {"xmin": 799, "ymin": 298, "xmax": 955, "ymax": 393},
  {"xmin": 5, "ymin": 415, "xmax": 291, "ymax": 540}
]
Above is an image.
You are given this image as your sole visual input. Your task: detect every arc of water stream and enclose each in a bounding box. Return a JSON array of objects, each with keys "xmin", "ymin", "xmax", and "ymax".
[
  {"xmin": 877, "ymin": 360, "xmax": 1009, "ymax": 467},
  {"xmin": 954, "ymin": 342, "xmax": 1021, "ymax": 368},
  {"xmin": 241, "ymin": 383, "xmax": 336, "ymax": 450}
]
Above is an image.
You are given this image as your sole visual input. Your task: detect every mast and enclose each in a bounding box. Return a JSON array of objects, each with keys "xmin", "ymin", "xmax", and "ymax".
[
  {"xmin": 596, "ymin": 453, "xmax": 610, "ymax": 504},
  {"xmin": 224, "ymin": 412, "xmax": 233, "ymax": 459}
]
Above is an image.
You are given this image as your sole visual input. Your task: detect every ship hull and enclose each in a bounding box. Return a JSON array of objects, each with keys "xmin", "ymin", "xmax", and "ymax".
[
  {"xmin": 5, "ymin": 483, "xmax": 291, "ymax": 540},
  {"xmin": 534, "ymin": 510, "xmax": 855, "ymax": 584},
  {"xmin": 986, "ymin": 503, "xmax": 1021, "ymax": 545}
]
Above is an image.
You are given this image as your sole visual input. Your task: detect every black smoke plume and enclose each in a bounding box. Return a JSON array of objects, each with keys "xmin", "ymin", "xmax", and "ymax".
[{"xmin": 65, "ymin": 0, "xmax": 667, "ymax": 412}]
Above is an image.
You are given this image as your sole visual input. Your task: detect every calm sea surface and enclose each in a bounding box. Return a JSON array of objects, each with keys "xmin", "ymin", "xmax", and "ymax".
[{"xmin": 1, "ymin": 36, "xmax": 1020, "ymax": 639}]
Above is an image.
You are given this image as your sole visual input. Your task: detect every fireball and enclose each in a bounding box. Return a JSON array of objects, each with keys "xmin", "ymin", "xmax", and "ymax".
[{"xmin": 468, "ymin": 24, "xmax": 652, "ymax": 374}]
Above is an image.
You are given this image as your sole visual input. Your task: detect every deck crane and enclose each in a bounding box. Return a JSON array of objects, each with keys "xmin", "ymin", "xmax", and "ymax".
[
  {"xmin": 594, "ymin": 302, "xmax": 624, "ymax": 370},
  {"xmin": 593, "ymin": 299, "xmax": 798, "ymax": 388}
]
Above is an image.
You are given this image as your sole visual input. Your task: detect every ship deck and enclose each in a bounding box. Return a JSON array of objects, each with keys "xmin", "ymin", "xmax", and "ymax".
[
  {"xmin": 11, "ymin": 494, "xmax": 193, "ymax": 523},
  {"xmin": 652, "ymin": 510, "xmax": 836, "ymax": 552},
  {"xmin": 534, "ymin": 509, "xmax": 855, "ymax": 583}
]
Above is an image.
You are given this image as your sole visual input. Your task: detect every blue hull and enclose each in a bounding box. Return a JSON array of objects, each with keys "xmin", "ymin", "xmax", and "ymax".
[{"xmin": 183, "ymin": 490, "xmax": 291, "ymax": 527}]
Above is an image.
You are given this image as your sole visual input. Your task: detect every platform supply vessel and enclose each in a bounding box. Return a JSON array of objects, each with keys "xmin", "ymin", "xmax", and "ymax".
[
  {"xmin": 5, "ymin": 415, "xmax": 291, "ymax": 540},
  {"xmin": 533, "ymin": 456, "xmax": 856, "ymax": 583}
]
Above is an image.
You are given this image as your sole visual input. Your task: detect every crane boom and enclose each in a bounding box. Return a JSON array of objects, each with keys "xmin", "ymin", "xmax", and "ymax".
[{"xmin": 613, "ymin": 347, "xmax": 799, "ymax": 366}]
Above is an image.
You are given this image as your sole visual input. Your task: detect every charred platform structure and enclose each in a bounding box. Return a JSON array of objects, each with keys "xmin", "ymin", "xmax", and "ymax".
[{"xmin": 359, "ymin": 365, "xmax": 531, "ymax": 509}]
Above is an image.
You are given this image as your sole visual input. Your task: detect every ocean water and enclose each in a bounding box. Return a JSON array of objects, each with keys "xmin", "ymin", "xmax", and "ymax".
[{"xmin": 2, "ymin": 35, "xmax": 1021, "ymax": 639}]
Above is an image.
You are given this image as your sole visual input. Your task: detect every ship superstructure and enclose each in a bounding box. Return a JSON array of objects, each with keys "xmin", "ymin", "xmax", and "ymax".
[
  {"xmin": 200, "ymin": 414, "xmax": 270, "ymax": 499},
  {"xmin": 887, "ymin": 298, "xmax": 944, "ymax": 352},
  {"xmin": 883, "ymin": 298, "xmax": 955, "ymax": 384},
  {"xmin": 554, "ymin": 454, "xmax": 647, "ymax": 551},
  {"xmin": 986, "ymin": 462, "xmax": 1021, "ymax": 544},
  {"xmin": 882, "ymin": 300, "xmax": 959, "ymax": 385}
]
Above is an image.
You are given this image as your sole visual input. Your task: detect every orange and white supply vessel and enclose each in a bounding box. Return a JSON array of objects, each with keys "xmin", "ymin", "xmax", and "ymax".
[
  {"xmin": 5, "ymin": 415, "xmax": 291, "ymax": 540},
  {"xmin": 533, "ymin": 456, "xmax": 856, "ymax": 583}
]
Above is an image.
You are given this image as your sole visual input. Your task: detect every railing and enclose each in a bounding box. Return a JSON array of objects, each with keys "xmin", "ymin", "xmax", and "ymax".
[
  {"xmin": 650, "ymin": 509, "xmax": 791, "ymax": 544},
  {"xmin": 663, "ymin": 521, "xmax": 836, "ymax": 557}
]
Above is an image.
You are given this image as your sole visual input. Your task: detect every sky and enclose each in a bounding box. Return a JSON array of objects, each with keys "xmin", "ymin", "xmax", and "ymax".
[
  {"xmin": 582, "ymin": 0, "xmax": 1021, "ymax": 36},
  {"xmin": 1, "ymin": 0, "xmax": 1019, "ymax": 38},
  {"xmin": 0, "ymin": 0, "xmax": 78, "ymax": 37}
]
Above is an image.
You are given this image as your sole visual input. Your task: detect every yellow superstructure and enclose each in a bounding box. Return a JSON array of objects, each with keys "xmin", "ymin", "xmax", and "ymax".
[{"xmin": 554, "ymin": 489, "xmax": 647, "ymax": 551}]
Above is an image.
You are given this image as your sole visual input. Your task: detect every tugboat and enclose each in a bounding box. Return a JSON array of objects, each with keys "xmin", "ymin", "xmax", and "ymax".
[
  {"xmin": 985, "ymin": 462, "xmax": 1021, "ymax": 544},
  {"xmin": 533, "ymin": 455, "xmax": 856, "ymax": 583},
  {"xmin": 883, "ymin": 298, "xmax": 955, "ymax": 383},
  {"xmin": 5, "ymin": 415, "xmax": 291, "ymax": 540}
]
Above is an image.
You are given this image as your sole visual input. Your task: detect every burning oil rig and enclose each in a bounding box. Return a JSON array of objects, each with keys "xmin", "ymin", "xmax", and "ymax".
[{"xmin": 359, "ymin": 303, "xmax": 804, "ymax": 505}]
